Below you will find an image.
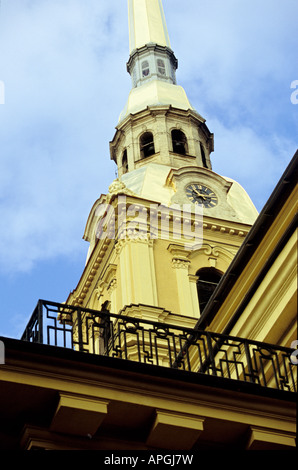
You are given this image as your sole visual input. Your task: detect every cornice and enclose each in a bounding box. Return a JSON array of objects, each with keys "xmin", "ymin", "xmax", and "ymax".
[
  {"xmin": 202, "ymin": 219, "xmax": 249, "ymax": 238},
  {"xmin": 67, "ymin": 237, "xmax": 114, "ymax": 307},
  {"xmin": 127, "ymin": 43, "xmax": 178, "ymax": 72}
]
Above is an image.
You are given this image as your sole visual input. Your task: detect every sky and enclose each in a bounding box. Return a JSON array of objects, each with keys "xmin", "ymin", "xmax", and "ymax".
[{"xmin": 0, "ymin": 0, "xmax": 297, "ymax": 339}]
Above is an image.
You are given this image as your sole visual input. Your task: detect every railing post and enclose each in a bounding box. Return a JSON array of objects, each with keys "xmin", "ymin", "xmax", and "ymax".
[
  {"xmin": 206, "ymin": 332, "xmax": 217, "ymax": 376},
  {"xmin": 101, "ymin": 312, "xmax": 111, "ymax": 355},
  {"xmin": 244, "ymin": 339, "xmax": 255, "ymax": 383},
  {"xmin": 76, "ymin": 308, "xmax": 84, "ymax": 352},
  {"xmin": 37, "ymin": 300, "xmax": 44, "ymax": 344}
]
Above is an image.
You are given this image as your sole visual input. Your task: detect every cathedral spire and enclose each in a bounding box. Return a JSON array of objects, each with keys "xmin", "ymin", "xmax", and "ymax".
[
  {"xmin": 128, "ymin": 0, "xmax": 171, "ymax": 52},
  {"xmin": 113, "ymin": 0, "xmax": 214, "ymax": 173},
  {"xmin": 126, "ymin": 0, "xmax": 178, "ymax": 89}
]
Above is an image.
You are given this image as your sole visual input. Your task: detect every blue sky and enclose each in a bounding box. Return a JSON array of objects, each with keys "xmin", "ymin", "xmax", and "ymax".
[{"xmin": 0, "ymin": 0, "xmax": 297, "ymax": 339}]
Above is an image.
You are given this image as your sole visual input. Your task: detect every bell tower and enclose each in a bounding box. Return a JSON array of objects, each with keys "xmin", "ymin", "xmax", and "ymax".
[
  {"xmin": 111, "ymin": 0, "xmax": 214, "ymax": 175},
  {"xmin": 66, "ymin": 0, "xmax": 258, "ymax": 329}
]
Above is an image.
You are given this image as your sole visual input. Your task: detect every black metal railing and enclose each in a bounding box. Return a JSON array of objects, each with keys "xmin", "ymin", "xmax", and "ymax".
[{"xmin": 21, "ymin": 300, "xmax": 297, "ymax": 393}]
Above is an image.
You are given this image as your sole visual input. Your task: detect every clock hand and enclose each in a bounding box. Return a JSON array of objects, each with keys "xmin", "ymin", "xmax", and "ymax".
[{"xmin": 193, "ymin": 189, "xmax": 206, "ymax": 199}]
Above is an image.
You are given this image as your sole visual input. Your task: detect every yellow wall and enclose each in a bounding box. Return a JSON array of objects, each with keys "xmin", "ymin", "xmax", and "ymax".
[{"xmin": 208, "ymin": 184, "xmax": 298, "ymax": 348}]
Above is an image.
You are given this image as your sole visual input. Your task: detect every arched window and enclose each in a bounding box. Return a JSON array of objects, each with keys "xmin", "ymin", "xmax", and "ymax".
[
  {"xmin": 196, "ymin": 268, "xmax": 222, "ymax": 313},
  {"xmin": 200, "ymin": 142, "xmax": 207, "ymax": 168},
  {"xmin": 172, "ymin": 129, "xmax": 188, "ymax": 155},
  {"xmin": 140, "ymin": 132, "xmax": 155, "ymax": 159},
  {"xmin": 122, "ymin": 149, "xmax": 128, "ymax": 174},
  {"xmin": 142, "ymin": 60, "xmax": 150, "ymax": 77},
  {"xmin": 157, "ymin": 58, "xmax": 166, "ymax": 75}
]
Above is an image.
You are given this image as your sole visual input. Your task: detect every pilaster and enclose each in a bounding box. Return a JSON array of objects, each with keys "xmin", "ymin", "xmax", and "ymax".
[
  {"xmin": 168, "ymin": 244, "xmax": 194, "ymax": 317},
  {"xmin": 117, "ymin": 238, "xmax": 158, "ymax": 307}
]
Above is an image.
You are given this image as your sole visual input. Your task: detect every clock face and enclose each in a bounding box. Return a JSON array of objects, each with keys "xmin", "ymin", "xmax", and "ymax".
[{"xmin": 185, "ymin": 183, "xmax": 218, "ymax": 208}]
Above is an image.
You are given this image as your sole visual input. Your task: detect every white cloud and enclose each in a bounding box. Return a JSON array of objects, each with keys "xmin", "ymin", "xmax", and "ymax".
[
  {"xmin": 210, "ymin": 119, "xmax": 296, "ymax": 209},
  {"xmin": 0, "ymin": 0, "xmax": 129, "ymax": 273},
  {"xmin": 166, "ymin": 0, "xmax": 298, "ymax": 133}
]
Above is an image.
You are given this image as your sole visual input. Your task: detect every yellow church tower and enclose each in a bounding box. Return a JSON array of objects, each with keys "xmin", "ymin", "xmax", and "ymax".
[
  {"xmin": 1, "ymin": 0, "xmax": 296, "ymax": 451},
  {"xmin": 66, "ymin": 0, "xmax": 258, "ymax": 331}
]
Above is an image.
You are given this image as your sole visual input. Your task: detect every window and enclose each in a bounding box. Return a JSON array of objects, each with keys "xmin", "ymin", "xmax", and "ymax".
[
  {"xmin": 172, "ymin": 129, "xmax": 188, "ymax": 155},
  {"xmin": 122, "ymin": 149, "xmax": 128, "ymax": 174},
  {"xmin": 140, "ymin": 132, "xmax": 155, "ymax": 158},
  {"xmin": 200, "ymin": 142, "xmax": 207, "ymax": 168},
  {"xmin": 157, "ymin": 58, "xmax": 166, "ymax": 75},
  {"xmin": 196, "ymin": 268, "xmax": 222, "ymax": 313},
  {"xmin": 142, "ymin": 60, "xmax": 150, "ymax": 77}
]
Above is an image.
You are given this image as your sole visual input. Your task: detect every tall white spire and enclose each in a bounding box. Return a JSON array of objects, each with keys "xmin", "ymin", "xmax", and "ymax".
[
  {"xmin": 119, "ymin": 0, "xmax": 194, "ymax": 123},
  {"xmin": 128, "ymin": 0, "xmax": 171, "ymax": 53},
  {"xmin": 126, "ymin": 0, "xmax": 178, "ymax": 89}
]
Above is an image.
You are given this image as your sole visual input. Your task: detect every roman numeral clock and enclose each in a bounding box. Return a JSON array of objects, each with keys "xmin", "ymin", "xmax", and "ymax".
[{"xmin": 185, "ymin": 183, "xmax": 218, "ymax": 208}]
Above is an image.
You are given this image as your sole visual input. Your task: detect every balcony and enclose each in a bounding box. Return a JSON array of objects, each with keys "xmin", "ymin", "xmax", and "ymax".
[{"xmin": 21, "ymin": 300, "xmax": 297, "ymax": 394}]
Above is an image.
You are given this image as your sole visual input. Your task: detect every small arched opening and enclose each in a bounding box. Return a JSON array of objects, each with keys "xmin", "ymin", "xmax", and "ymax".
[
  {"xmin": 157, "ymin": 58, "xmax": 166, "ymax": 76},
  {"xmin": 141, "ymin": 60, "xmax": 150, "ymax": 77},
  {"xmin": 200, "ymin": 142, "xmax": 208, "ymax": 168},
  {"xmin": 122, "ymin": 149, "xmax": 128, "ymax": 174},
  {"xmin": 140, "ymin": 132, "xmax": 155, "ymax": 159},
  {"xmin": 172, "ymin": 129, "xmax": 188, "ymax": 155}
]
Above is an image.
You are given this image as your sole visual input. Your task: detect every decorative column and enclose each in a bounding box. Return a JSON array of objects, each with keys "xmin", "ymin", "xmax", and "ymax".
[
  {"xmin": 168, "ymin": 245, "xmax": 194, "ymax": 317},
  {"xmin": 117, "ymin": 238, "xmax": 158, "ymax": 308}
]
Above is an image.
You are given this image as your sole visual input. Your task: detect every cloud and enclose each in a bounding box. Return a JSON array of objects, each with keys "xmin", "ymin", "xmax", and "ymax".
[
  {"xmin": 166, "ymin": 0, "xmax": 297, "ymax": 132},
  {"xmin": 0, "ymin": 0, "xmax": 129, "ymax": 273},
  {"xmin": 209, "ymin": 118, "xmax": 296, "ymax": 209}
]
